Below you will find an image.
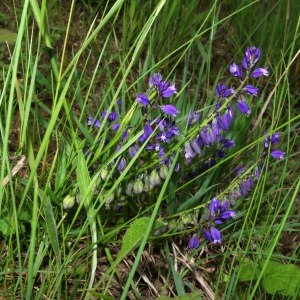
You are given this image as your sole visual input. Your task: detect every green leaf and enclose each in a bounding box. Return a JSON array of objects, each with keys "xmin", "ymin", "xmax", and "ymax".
[
  {"xmin": 0, "ymin": 29, "xmax": 18, "ymax": 43},
  {"xmin": 116, "ymin": 217, "xmax": 151, "ymax": 263},
  {"xmin": 237, "ymin": 258, "xmax": 260, "ymax": 282},
  {"xmin": 262, "ymin": 260, "xmax": 300, "ymax": 296},
  {"xmin": 158, "ymin": 290, "xmax": 203, "ymax": 300},
  {"xmin": 76, "ymin": 151, "xmax": 92, "ymax": 205},
  {"xmin": 43, "ymin": 195, "xmax": 60, "ymax": 262},
  {"xmin": 0, "ymin": 219, "xmax": 9, "ymax": 235}
]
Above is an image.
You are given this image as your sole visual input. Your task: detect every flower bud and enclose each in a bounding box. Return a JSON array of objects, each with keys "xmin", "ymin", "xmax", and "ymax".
[
  {"xmin": 133, "ymin": 178, "xmax": 144, "ymax": 195},
  {"xmin": 149, "ymin": 169, "xmax": 161, "ymax": 187},
  {"xmin": 63, "ymin": 195, "xmax": 75, "ymax": 209}
]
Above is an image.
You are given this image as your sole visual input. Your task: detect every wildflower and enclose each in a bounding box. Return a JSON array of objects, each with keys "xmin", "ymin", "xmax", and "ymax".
[
  {"xmin": 244, "ymin": 84, "xmax": 259, "ymax": 96},
  {"xmin": 87, "ymin": 116, "xmax": 101, "ymax": 128},
  {"xmin": 203, "ymin": 227, "xmax": 222, "ymax": 244},
  {"xmin": 214, "ymin": 210, "xmax": 236, "ymax": 224},
  {"xmin": 270, "ymin": 149, "xmax": 285, "ymax": 160},
  {"xmin": 139, "ymin": 123, "xmax": 153, "ymax": 143},
  {"xmin": 188, "ymin": 235, "xmax": 200, "ymax": 249},
  {"xmin": 149, "ymin": 73, "xmax": 163, "ymax": 87},
  {"xmin": 160, "ymin": 104, "xmax": 180, "ymax": 117},
  {"xmin": 209, "ymin": 197, "xmax": 222, "ymax": 215},
  {"xmin": 217, "ymin": 108, "xmax": 234, "ymax": 131},
  {"xmin": 112, "ymin": 123, "xmax": 120, "ymax": 131},
  {"xmin": 215, "ymin": 83, "xmax": 234, "ymax": 98},
  {"xmin": 188, "ymin": 111, "xmax": 201, "ymax": 125},
  {"xmin": 190, "ymin": 139, "xmax": 202, "ymax": 155},
  {"xmin": 237, "ymin": 99, "xmax": 251, "ymax": 115},
  {"xmin": 184, "ymin": 142, "xmax": 196, "ymax": 161},
  {"xmin": 128, "ymin": 144, "xmax": 140, "ymax": 158},
  {"xmin": 242, "ymin": 46, "xmax": 261, "ymax": 69},
  {"xmin": 136, "ymin": 93, "xmax": 150, "ymax": 106},
  {"xmin": 102, "ymin": 110, "xmax": 118, "ymax": 122},
  {"xmin": 221, "ymin": 138, "xmax": 235, "ymax": 149},
  {"xmin": 117, "ymin": 157, "xmax": 127, "ymax": 173},
  {"xmin": 149, "ymin": 73, "xmax": 177, "ymax": 98},
  {"xmin": 252, "ymin": 67, "xmax": 269, "ymax": 78},
  {"xmin": 230, "ymin": 63, "xmax": 243, "ymax": 78}
]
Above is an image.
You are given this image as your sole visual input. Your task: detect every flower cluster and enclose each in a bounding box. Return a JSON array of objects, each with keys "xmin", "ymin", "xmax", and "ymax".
[
  {"xmin": 188, "ymin": 130, "xmax": 284, "ymax": 249},
  {"xmin": 83, "ymin": 46, "xmax": 284, "ymax": 250}
]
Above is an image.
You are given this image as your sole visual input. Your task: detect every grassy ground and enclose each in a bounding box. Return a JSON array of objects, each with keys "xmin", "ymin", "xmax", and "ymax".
[{"xmin": 0, "ymin": 0, "xmax": 300, "ymax": 299}]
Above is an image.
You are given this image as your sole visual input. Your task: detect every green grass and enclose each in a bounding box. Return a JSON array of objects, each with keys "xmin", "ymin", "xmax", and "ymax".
[{"xmin": 0, "ymin": 0, "xmax": 300, "ymax": 299}]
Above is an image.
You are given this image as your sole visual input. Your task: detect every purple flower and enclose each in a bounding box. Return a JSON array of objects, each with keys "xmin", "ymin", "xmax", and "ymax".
[
  {"xmin": 244, "ymin": 84, "xmax": 259, "ymax": 96},
  {"xmin": 214, "ymin": 210, "xmax": 236, "ymax": 224},
  {"xmin": 188, "ymin": 235, "xmax": 200, "ymax": 249},
  {"xmin": 188, "ymin": 111, "xmax": 201, "ymax": 125},
  {"xmin": 111, "ymin": 123, "xmax": 120, "ymax": 131},
  {"xmin": 136, "ymin": 93, "xmax": 150, "ymax": 106},
  {"xmin": 117, "ymin": 157, "xmax": 127, "ymax": 173},
  {"xmin": 102, "ymin": 110, "xmax": 118, "ymax": 122},
  {"xmin": 149, "ymin": 73, "xmax": 177, "ymax": 98},
  {"xmin": 87, "ymin": 116, "xmax": 101, "ymax": 128},
  {"xmin": 240, "ymin": 177, "xmax": 255, "ymax": 195},
  {"xmin": 149, "ymin": 73, "xmax": 163, "ymax": 87},
  {"xmin": 264, "ymin": 133, "xmax": 281, "ymax": 149},
  {"xmin": 221, "ymin": 138, "xmax": 235, "ymax": 149},
  {"xmin": 160, "ymin": 82, "xmax": 177, "ymax": 98},
  {"xmin": 215, "ymin": 83, "xmax": 234, "ymax": 98},
  {"xmin": 160, "ymin": 104, "xmax": 180, "ymax": 117},
  {"xmin": 237, "ymin": 99, "xmax": 251, "ymax": 115},
  {"xmin": 190, "ymin": 139, "xmax": 202, "ymax": 155},
  {"xmin": 252, "ymin": 67, "xmax": 269, "ymax": 78},
  {"xmin": 242, "ymin": 46, "xmax": 261, "ymax": 69},
  {"xmin": 271, "ymin": 149, "xmax": 285, "ymax": 159},
  {"xmin": 209, "ymin": 197, "xmax": 222, "ymax": 215},
  {"xmin": 139, "ymin": 123, "xmax": 153, "ymax": 143},
  {"xmin": 184, "ymin": 142, "xmax": 196, "ymax": 161},
  {"xmin": 128, "ymin": 144, "xmax": 140, "ymax": 158},
  {"xmin": 230, "ymin": 63, "xmax": 243, "ymax": 78},
  {"xmin": 271, "ymin": 133, "xmax": 280, "ymax": 145},
  {"xmin": 203, "ymin": 227, "xmax": 222, "ymax": 244},
  {"xmin": 235, "ymin": 165, "xmax": 245, "ymax": 175}
]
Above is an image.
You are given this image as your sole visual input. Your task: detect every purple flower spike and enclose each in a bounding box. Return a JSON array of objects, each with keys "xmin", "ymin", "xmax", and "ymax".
[
  {"xmin": 188, "ymin": 235, "xmax": 200, "ymax": 249},
  {"xmin": 160, "ymin": 104, "xmax": 180, "ymax": 117},
  {"xmin": 237, "ymin": 99, "xmax": 251, "ymax": 115},
  {"xmin": 136, "ymin": 93, "xmax": 150, "ymax": 106},
  {"xmin": 244, "ymin": 84, "xmax": 259, "ymax": 96},
  {"xmin": 271, "ymin": 149, "xmax": 285, "ymax": 159},
  {"xmin": 230, "ymin": 63, "xmax": 243, "ymax": 78},
  {"xmin": 252, "ymin": 67, "xmax": 269, "ymax": 78}
]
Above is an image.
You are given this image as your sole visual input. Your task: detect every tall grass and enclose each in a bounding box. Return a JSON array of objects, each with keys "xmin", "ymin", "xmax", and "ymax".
[{"xmin": 0, "ymin": 0, "xmax": 299, "ymax": 299}]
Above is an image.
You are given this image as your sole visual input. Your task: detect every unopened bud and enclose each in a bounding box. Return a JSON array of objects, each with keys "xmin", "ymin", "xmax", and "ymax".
[{"xmin": 63, "ymin": 195, "xmax": 75, "ymax": 209}]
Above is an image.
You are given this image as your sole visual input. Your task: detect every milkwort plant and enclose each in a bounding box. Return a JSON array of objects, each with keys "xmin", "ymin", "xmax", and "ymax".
[{"xmin": 81, "ymin": 46, "xmax": 284, "ymax": 248}]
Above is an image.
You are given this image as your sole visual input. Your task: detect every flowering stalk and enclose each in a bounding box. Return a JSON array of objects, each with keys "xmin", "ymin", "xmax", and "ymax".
[{"xmin": 81, "ymin": 46, "xmax": 284, "ymax": 248}]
